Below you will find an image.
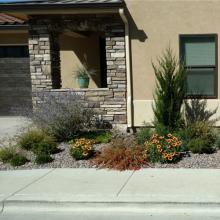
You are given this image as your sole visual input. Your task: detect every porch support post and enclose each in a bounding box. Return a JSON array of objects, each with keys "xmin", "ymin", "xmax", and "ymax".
[
  {"xmin": 105, "ymin": 23, "xmax": 127, "ymax": 126},
  {"xmin": 28, "ymin": 18, "xmax": 61, "ymax": 107}
]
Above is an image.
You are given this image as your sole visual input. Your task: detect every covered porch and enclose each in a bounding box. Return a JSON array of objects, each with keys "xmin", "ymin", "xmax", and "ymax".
[
  {"xmin": 0, "ymin": 0, "xmax": 131, "ymax": 128},
  {"xmin": 28, "ymin": 10, "xmax": 128, "ymax": 127}
]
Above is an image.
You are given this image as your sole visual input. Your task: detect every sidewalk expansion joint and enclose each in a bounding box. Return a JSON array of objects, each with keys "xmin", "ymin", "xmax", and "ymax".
[
  {"xmin": 0, "ymin": 202, "xmax": 4, "ymax": 215},
  {"xmin": 3, "ymin": 168, "xmax": 56, "ymax": 202},
  {"xmin": 116, "ymin": 171, "xmax": 134, "ymax": 197}
]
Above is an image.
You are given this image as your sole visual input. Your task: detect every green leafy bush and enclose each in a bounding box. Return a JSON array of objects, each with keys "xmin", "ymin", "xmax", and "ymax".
[
  {"xmin": 136, "ymin": 127, "xmax": 153, "ymax": 145},
  {"xmin": 0, "ymin": 147, "xmax": 16, "ymax": 163},
  {"xmin": 79, "ymin": 131, "xmax": 112, "ymax": 144},
  {"xmin": 35, "ymin": 153, "xmax": 53, "ymax": 165},
  {"xmin": 70, "ymin": 138, "xmax": 95, "ymax": 160},
  {"xmin": 144, "ymin": 133, "xmax": 183, "ymax": 163},
  {"xmin": 10, "ymin": 155, "xmax": 28, "ymax": 167},
  {"xmin": 18, "ymin": 129, "xmax": 58, "ymax": 155},
  {"xmin": 152, "ymin": 48, "xmax": 186, "ymax": 131},
  {"xmin": 31, "ymin": 138, "xmax": 58, "ymax": 155}
]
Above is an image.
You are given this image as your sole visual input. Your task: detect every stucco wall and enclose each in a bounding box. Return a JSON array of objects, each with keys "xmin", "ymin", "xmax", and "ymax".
[
  {"xmin": 59, "ymin": 33, "xmax": 101, "ymax": 89},
  {"xmin": 125, "ymin": 0, "xmax": 220, "ymax": 126}
]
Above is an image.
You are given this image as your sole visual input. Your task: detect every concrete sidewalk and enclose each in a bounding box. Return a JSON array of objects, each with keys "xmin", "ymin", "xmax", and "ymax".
[{"xmin": 0, "ymin": 168, "xmax": 220, "ymax": 219}]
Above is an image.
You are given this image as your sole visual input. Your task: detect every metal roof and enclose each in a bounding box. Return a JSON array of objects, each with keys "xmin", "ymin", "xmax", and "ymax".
[
  {"xmin": 0, "ymin": 0, "xmax": 123, "ymax": 4},
  {"xmin": 0, "ymin": 0, "xmax": 124, "ymax": 7},
  {"xmin": 0, "ymin": 13, "xmax": 26, "ymax": 25}
]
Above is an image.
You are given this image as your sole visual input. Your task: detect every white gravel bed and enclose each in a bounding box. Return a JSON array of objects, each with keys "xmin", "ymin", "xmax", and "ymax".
[
  {"xmin": 0, "ymin": 143, "xmax": 102, "ymax": 171},
  {"xmin": 149, "ymin": 151, "xmax": 220, "ymax": 169},
  {"xmin": 1, "ymin": 143, "xmax": 220, "ymax": 170}
]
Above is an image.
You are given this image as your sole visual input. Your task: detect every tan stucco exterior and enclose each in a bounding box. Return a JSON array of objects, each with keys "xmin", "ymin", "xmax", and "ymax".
[
  {"xmin": 123, "ymin": 0, "xmax": 220, "ymax": 126},
  {"xmin": 59, "ymin": 32, "xmax": 102, "ymax": 89},
  {"xmin": 125, "ymin": 0, "xmax": 220, "ymax": 100}
]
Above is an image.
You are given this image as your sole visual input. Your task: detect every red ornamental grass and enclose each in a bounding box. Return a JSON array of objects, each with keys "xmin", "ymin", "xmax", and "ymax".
[{"xmin": 92, "ymin": 140, "xmax": 148, "ymax": 171}]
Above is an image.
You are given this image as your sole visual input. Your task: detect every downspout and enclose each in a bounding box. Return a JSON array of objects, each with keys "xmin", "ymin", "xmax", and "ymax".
[{"xmin": 119, "ymin": 8, "xmax": 133, "ymax": 129}]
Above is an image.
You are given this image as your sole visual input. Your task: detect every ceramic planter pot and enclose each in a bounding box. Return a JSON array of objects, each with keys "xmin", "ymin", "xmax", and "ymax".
[{"xmin": 77, "ymin": 76, "xmax": 90, "ymax": 88}]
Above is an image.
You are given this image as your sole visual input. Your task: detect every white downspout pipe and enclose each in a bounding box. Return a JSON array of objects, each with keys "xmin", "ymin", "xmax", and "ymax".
[{"xmin": 119, "ymin": 8, "xmax": 133, "ymax": 129}]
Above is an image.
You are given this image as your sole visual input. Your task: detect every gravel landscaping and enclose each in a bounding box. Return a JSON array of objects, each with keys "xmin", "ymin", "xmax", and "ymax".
[
  {"xmin": 1, "ymin": 141, "xmax": 220, "ymax": 170},
  {"xmin": 149, "ymin": 151, "xmax": 220, "ymax": 169}
]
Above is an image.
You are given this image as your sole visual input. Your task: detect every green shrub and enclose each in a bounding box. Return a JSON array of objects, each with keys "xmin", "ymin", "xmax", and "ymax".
[
  {"xmin": 78, "ymin": 131, "xmax": 112, "ymax": 144},
  {"xmin": 94, "ymin": 132, "xmax": 112, "ymax": 144},
  {"xmin": 145, "ymin": 133, "xmax": 183, "ymax": 163},
  {"xmin": 19, "ymin": 129, "xmax": 47, "ymax": 150},
  {"xmin": 31, "ymin": 138, "xmax": 58, "ymax": 155},
  {"xmin": 186, "ymin": 122, "xmax": 216, "ymax": 154},
  {"xmin": 10, "ymin": 155, "xmax": 28, "ymax": 167},
  {"xmin": 136, "ymin": 127, "xmax": 153, "ymax": 145},
  {"xmin": 184, "ymin": 99, "xmax": 218, "ymax": 126},
  {"xmin": 0, "ymin": 147, "xmax": 16, "ymax": 163},
  {"xmin": 187, "ymin": 138, "xmax": 214, "ymax": 154},
  {"xmin": 70, "ymin": 138, "xmax": 95, "ymax": 160},
  {"xmin": 152, "ymin": 48, "xmax": 186, "ymax": 131},
  {"xmin": 215, "ymin": 133, "xmax": 220, "ymax": 149},
  {"xmin": 35, "ymin": 153, "xmax": 53, "ymax": 165},
  {"xmin": 18, "ymin": 129, "xmax": 58, "ymax": 155}
]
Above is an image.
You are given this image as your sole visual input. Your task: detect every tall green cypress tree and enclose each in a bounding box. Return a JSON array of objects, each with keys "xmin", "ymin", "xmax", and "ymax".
[{"xmin": 152, "ymin": 48, "xmax": 187, "ymax": 131}]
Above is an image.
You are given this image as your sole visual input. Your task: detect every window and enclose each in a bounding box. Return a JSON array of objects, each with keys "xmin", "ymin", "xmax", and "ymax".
[
  {"xmin": 180, "ymin": 34, "xmax": 217, "ymax": 98},
  {"xmin": 0, "ymin": 46, "xmax": 29, "ymax": 58}
]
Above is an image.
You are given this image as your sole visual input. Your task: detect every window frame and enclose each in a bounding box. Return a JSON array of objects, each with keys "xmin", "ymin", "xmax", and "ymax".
[{"xmin": 179, "ymin": 34, "xmax": 218, "ymax": 99}]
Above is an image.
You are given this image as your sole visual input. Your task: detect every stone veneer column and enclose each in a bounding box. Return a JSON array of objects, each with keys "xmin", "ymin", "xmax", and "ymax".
[
  {"xmin": 105, "ymin": 24, "xmax": 127, "ymax": 124},
  {"xmin": 28, "ymin": 19, "xmax": 61, "ymax": 93}
]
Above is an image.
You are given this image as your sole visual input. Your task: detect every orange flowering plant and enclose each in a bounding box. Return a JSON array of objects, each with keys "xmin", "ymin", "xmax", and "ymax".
[
  {"xmin": 144, "ymin": 133, "xmax": 182, "ymax": 163},
  {"xmin": 70, "ymin": 138, "xmax": 96, "ymax": 160}
]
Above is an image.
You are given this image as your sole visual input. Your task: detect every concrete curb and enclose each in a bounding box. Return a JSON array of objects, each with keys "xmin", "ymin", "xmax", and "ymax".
[{"xmin": 2, "ymin": 200, "xmax": 220, "ymax": 219}]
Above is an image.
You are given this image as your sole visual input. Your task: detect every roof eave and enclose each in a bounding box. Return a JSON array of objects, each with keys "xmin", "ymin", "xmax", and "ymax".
[{"xmin": 0, "ymin": 2, "xmax": 125, "ymax": 12}]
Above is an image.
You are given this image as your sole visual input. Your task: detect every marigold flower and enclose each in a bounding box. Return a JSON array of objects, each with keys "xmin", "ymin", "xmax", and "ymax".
[{"xmin": 168, "ymin": 156, "xmax": 173, "ymax": 161}]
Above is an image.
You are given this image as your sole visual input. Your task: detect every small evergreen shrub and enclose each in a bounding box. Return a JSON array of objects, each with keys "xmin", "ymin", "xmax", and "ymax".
[
  {"xmin": 144, "ymin": 133, "xmax": 182, "ymax": 163},
  {"xmin": 152, "ymin": 48, "xmax": 186, "ymax": 131},
  {"xmin": 70, "ymin": 138, "xmax": 95, "ymax": 160},
  {"xmin": 136, "ymin": 127, "xmax": 153, "ymax": 145},
  {"xmin": 93, "ymin": 138, "xmax": 148, "ymax": 171},
  {"xmin": 35, "ymin": 153, "xmax": 53, "ymax": 165},
  {"xmin": 0, "ymin": 147, "xmax": 16, "ymax": 163},
  {"xmin": 31, "ymin": 138, "xmax": 58, "ymax": 155},
  {"xmin": 10, "ymin": 155, "xmax": 28, "ymax": 167}
]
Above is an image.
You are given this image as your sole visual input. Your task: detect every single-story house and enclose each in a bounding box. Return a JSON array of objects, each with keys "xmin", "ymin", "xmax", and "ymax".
[{"xmin": 0, "ymin": 0, "xmax": 220, "ymax": 130}]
